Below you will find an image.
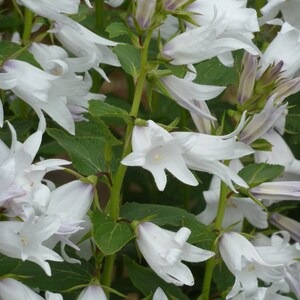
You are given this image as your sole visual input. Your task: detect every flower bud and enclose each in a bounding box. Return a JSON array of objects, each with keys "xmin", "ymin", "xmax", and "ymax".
[{"xmin": 135, "ymin": 0, "xmax": 157, "ymax": 29}]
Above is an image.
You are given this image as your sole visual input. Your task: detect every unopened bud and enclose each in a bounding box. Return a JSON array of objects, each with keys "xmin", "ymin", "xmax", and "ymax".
[
  {"xmin": 237, "ymin": 52, "xmax": 258, "ymax": 104},
  {"xmin": 135, "ymin": 0, "xmax": 157, "ymax": 30}
]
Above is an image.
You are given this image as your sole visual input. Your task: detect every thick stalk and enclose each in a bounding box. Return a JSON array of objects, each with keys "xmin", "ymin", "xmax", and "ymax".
[
  {"xmin": 101, "ymin": 30, "xmax": 153, "ymax": 291},
  {"xmin": 200, "ymin": 175, "xmax": 229, "ymax": 300},
  {"xmin": 22, "ymin": 8, "xmax": 33, "ymax": 45}
]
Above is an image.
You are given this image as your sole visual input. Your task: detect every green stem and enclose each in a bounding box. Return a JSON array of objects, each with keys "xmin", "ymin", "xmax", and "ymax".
[
  {"xmin": 101, "ymin": 30, "xmax": 153, "ymax": 292},
  {"xmin": 200, "ymin": 176, "xmax": 229, "ymax": 300},
  {"xmin": 95, "ymin": 0, "xmax": 105, "ymax": 33},
  {"xmin": 22, "ymin": 8, "xmax": 33, "ymax": 45}
]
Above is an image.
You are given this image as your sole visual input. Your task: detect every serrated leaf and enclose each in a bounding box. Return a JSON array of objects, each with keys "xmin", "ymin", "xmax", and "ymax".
[
  {"xmin": 0, "ymin": 254, "xmax": 93, "ymax": 292},
  {"xmin": 124, "ymin": 256, "xmax": 189, "ymax": 300},
  {"xmin": 47, "ymin": 128, "xmax": 110, "ymax": 176},
  {"xmin": 194, "ymin": 57, "xmax": 237, "ymax": 86},
  {"xmin": 106, "ymin": 22, "xmax": 129, "ymax": 38},
  {"xmin": 113, "ymin": 44, "xmax": 141, "ymax": 79},
  {"xmin": 238, "ymin": 163, "xmax": 285, "ymax": 188},
  {"xmin": 0, "ymin": 41, "xmax": 39, "ymax": 67},
  {"xmin": 120, "ymin": 203, "xmax": 214, "ymax": 248},
  {"xmin": 90, "ymin": 211, "xmax": 134, "ymax": 255},
  {"xmin": 89, "ymin": 100, "xmax": 131, "ymax": 124}
]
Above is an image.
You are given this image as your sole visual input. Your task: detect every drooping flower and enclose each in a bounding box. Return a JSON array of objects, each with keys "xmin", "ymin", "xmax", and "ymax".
[
  {"xmin": 77, "ymin": 285, "xmax": 107, "ymax": 300},
  {"xmin": 121, "ymin": 120, "xmax": 198, "ymax": 191},
  {"xmin": 153, "ymin": 287, "xmax": 168, "ymax": 300},
  {"xmin": 0, "ymin": 215, "xmax": 63, "ymax": 276},
  {"xmin": 219, "ymin": 232, "xmax": 284, "ymax": 298},
  {"xmin": 54, "ymin": 21, "xmax": 120, "ymax": 81},
  {"xmin": 136, "ymin": 222, "xmax": 214, "ymax": 286},
  {"xmin": 197, "ymin": 161, "xmax": 268, "ymax": 231},
  {"xmin": 105, "ymin": 0, "xmax": 124, "ymax": 7},
  {"xmin": 172, "ymin": 114, "xmax": 253, "ymax": 191},
  {"xmin": 0, "ymin": 123, "xmax": 69, "ymax": 217},
  {"xmin": 0, "ymin": 278, "xmax": 44, "ymax": 300},
  {"xmin": 0, "ymin": 59, "xmax": 76, "ymax": 134},
  {"xmin": 259, "ymin": 23, "xmax": 300, "ymax": 79},
  {"xmin": 162, "ymin": 11, "xmax": 259, "ymax": 66},
  {"xmin": 157, "ymin": 65, "xmax": 225, "ymax": 119},
  {"xmin": 45, "ymin": 291, "xmax": 64, "ymax": 300}
]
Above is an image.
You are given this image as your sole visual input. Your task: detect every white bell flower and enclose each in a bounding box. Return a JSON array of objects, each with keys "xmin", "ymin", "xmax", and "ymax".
[
  {"xmin": 259, "ymin": 23, "xmax": 300, "ymax": 79},
  {"xmin": 0, "ymin": 123, "xmax": 69, "ymax": 218},
  {"xmin": 197, "ymin": 167, "xmax": 268, "ymax": 231},
  {"xmin": 219, "ymin": 232, "xmax": 284, "ymax": 299},
  {"xmin": 0, "ymin": 59, "xmax": 77, "ymax": 134},
  {"xmin": 162, "ymin": 11, "xmax": 259, "ymax": 66},
  {"xmin": 158, "ymin": 73, "xmax": 225, "ymax": 120},
  {"xmin": 17, "ymin": 0, "xmax": 92, "ymax": 26},
  {"xmin": 105, "ymin": 0, "xmax": 124, "ymax": 7},
  {"xmin": 45, "ymin": 291, "xmax": 64, "ymax": 300},
  {"xmin": 0, "ymin": 278, "xmax": 44, "ymax": 300},
  {"xmin": 136, "ymin": 222, "xmax": 214, "ymax": 286},
  {"xmin": 77, "ymin": 285, "xmax": 107, "ymax": 300},
  {"xmin": 121, "ymin": 120, "xmax": 198, "ymax": 191},
  {"xmin": 54, "ymin": 21, "xmax": 120, "ymax": 81},
  {"xmin": 172, "ymin": 114, "xmax": 253, "ymax": 191},
  {"xmin": 0, "ymin": 215, "xmax": 63, "ymax": 276},
  {"xmin": 153, "ymin": 287, "xmax": 168, "ymax": 300}
]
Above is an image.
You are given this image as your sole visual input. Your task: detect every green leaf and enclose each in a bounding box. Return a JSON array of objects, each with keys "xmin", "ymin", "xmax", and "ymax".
[
  {"xmin": 90, "ymin": 211, "xmax": 135, "ymax": 255},
  {"xmin": 194, "ymin": 57, "xmax": 237, "ymax": 86},
  {"xmin": 0, "ymin": 41, "xmax": 39, "ymax": 66},
  {"xmin": 250, "ymin": 138, "xmax": 273, "ymax": 151},
  {"xmin": 0, "ymin": 254, "xmax": 93, "ymax": 292},
  {"xmin": 113, "ymin": 44, "xmax": 141, "ymax": 79},
  {"xmin": 89, "ymin": 100, "xmax": 131, "ymax": 124},
  {"xmin": 238, "ymin": 163, "xmax": 285, "ymax": 188},
  {"xmin": 106, "ymin": 22, "xmax": 129, "ymax": 39},
  {"xmin": 120, "ymin": 203, "xmax": 214, "ymax": 248},
  {"xmin": 286, "ymin": 113, "xmax": 300, "ymax": 134},
  {"xmin": 47, "ymin": 128, "xmax": 111, "ymax": 176},
  {"xmin": 124, "ymin": 256, "xmax": 189, "ymax": 300}
]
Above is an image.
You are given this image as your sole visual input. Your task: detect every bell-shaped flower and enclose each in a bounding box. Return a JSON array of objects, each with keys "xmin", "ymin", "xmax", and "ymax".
[
  {"xmin": 77, "ymin": 285, "xmax": 107, "ymax": 300},
  {"xmin": 54, "ymin": 21, "xmax": 120, "ymax": 81},
  {"xmin": 231, "ymin": 283, "xmax": 294, "ymax": 300},
  {"xmin": 187, "ymin": 0, "xmax": 259, "ymax": 34},
  {"xmin": 0, "ymin": 215, "xmax": 63, "ymax": 275},
  {"xmin": 29, "ymin": 42, "xmax": 105, "ymax": 120},
  {"xmin": 0, "ymin": 278, "xmax": 44, "ymax": 300},
  {"xmin": 172, "ymin": 114, "xmax": 253, "ymax": 191},
  {"xmin": 254, "ymin": 130, "xmax": 300, "ymax": 179},
  {"xmin": 269, "ymin": 213, "xmax": 300, "ymax": 243},
  {"xmin": 260, "ymin": 0, "xmax": 300, "ymax": 29},
  {"xmin": 162, "ymin": 11, "xmax": 259, "ymax": 66},
  {"xmin": 121, "ymin": 120, "xmax": 198, "ymax": 191},
  {"xmin": 17, "ymin": 0, "xmax": 92, "ymax": 26},
  {"xmin": 0, "ymin": 59, "xmax": 77, "ymax": 134},
  {"xmin": 0, "ymin": 123, "xmax": 69, "ymax": 217},
  {"xmin": 240, "ymin": 95, "xmax": 288, "ymax": 145},
  {"xmin": 153, "ymin": 287, "xmax": 168, "ymax": 300},
  {"xmin": 157, "ymin": 66, "xmax": 225, "ymax": 119},
  {"xmin": 219, "ymin": 231, "xmax": 284, "ymax": 299},
  {"xmin": 259, "ymin": 23, "xmax": 300, "ymax": 79},
  {"xmin": 136, "ymin": 222, "xmax": 214, "ymax": 286},
  {"xmin": 197, "ymin": 161, "xmax": 268, "ymax": 231},
  {"xmin": 252, "ymin": 231, "xmax": 300, "ymax": 267},
  {"xmin": 44, "ymin": 180, "xmax": 94, "ymax": 262}
]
